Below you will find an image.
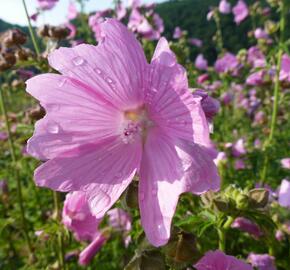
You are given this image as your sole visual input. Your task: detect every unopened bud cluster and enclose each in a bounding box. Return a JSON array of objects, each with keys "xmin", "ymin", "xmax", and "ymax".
[{"xmin": 37, "ymin": 25, "xmax": 70, "ymax": 40}]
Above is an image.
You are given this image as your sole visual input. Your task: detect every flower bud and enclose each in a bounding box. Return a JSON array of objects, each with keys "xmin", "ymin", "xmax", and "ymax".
[
  {"xmin": 236, "ymin": 193, "xmax": 249, "ymax": 210},
  {"xmin": 213, "ymin": 198, "xmax": 230, "ymax": 212},
  {"xmin": 0, "ymin": 51, "xmax": 16, "ymax": 71},
  {"xmin": 37, "ymin": 25, "xmax": 50, "ymax": 38},
  {"xmin": 265, "ymin": 20, "xmax": 279, "ymax": 34},
  {"xmin": 248, "ymin": 188, "xmax": 269, "ymax": 208},
  {"xmin": 48, "ymin": 26, "xmax": 70, "ymax": 40}
]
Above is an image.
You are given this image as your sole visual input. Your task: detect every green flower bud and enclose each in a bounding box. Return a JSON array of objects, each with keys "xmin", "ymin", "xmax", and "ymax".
[
  {"xmin": 236, "ymin": 194, "xmax": 249, "ymax": 210},
  {"xmin": 213, "ymin": 198, "xmax": 229, "ymax": 212},
  {"xmin": 248, "ymin": 188, "xmax": 269, "ymax": 208},
  {"xmin": 123, "ymin": 180, "xmax": 139, "ymax": 209}
]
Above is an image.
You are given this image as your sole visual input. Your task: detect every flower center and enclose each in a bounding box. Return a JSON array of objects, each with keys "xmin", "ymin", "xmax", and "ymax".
[{"xmin": 121, "ymin": 107, "xmax": 153, "ymax": 144}]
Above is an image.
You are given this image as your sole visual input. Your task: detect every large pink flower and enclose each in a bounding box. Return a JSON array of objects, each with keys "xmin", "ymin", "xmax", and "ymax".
[
  {"xmin": 26, "ymin": 19, "xmax": 219, "ymax": 247},
  {"xmin": 195, "ymin": 250, "xmax": 253, "ymax": 270}
]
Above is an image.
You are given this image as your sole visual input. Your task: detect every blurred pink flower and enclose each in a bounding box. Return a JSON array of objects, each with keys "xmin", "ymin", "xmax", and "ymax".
[
  {"xmin": 116, "ymin": 2, "xmax": 126, "ymax": 20},
  {"xmin": 26, "ymin": 19, "xmax": 219, "ymax": 247},
  {"xmin": 30, "ymin": 12, "xmax": 39, "ymax": 21},
  {"xmin": 189, "ymin": 38, "xmax": 203, "ymax": 47},
  {"xmin": 0, "ymin": 179, "xmax": 8, "ymax": 195},
  {"xmin": 275, "ymin": 230, "xmax": 284, "ymax": 241},
  {"xmin": 214, "ymin": 151, "xmax": 227, "ymax": 166},
  {"xmin": 219, "ymin": 0, "xmax": 231, "ymax": 14},
  {"xmin": 67, "ymin": 1, "xmax": 78, "ymax": 20},
  {"xmin": 231, "ymin": 217, "xmax": 263, "ymax": 238},
  {"xmin": 192, "ymin": 89, "xmax": 220, "ymax": 123},
  {"xmin": 280, "ymin": 54, "xmax": 290, "ymax": 82},
  {"xmin": 220, "ymin": 91, "xmax": 234, "ymax": 105},
  {"xmin": 281, "ymin": 158, "xmax": 290, "ymax": 169},
  {"xmin": 215, "ymin": 53, "xmax": 239, "ymax": 74},
  {"xmin": 248, "ymin": 253, "xmax": 276, "ymax": 270},
  {"xmin": 195, "ymin": 250, "xmax": 253, "ymax": 270},
  {"xmin": 62, "ymin": 191, "xmax": 101, "ymax": 242},
  {"xmin": 197, "ymin": 74, "xmax": 210, "ymax": 84},
  {"xmin": 278, "ymin": 179, "xmax": 290, "ymax": 208},
  {"xmin": 107, "ymin": 208, "xmax": 132, "ymax": 246},
  {"xmin": 37, "ymin": 0, "xmax": 58, "ymax": 10},
  {"xmin": 173, "ymin": 26, "xmax": 182, "ymax": 39},
  {"xmin": 195, "ymin": 54, "xmax": 208, "ymax": 71},
  {"xmin": 0, "ymin": 131, "xmax": 8, "ymax": 141},
  {"xmin": 246, "ymin": 71, "xmax": 266, "ymax": 86},
  {"xmin": 207, "ymin": 10, "xmax": 214, "ymax": 21},
  {"xmin": 232, "ymin": 139, "xmax": 246, "ymax": 157},
  {"xmin": 254, "ymin": 28, "xmax": 269, "ymax": 40},
  {"xmin": 247, "ymin": 47, "xmax": 266, "ymax": 68},
  {"xmin": 234, "ymin": 159, "xmax": 246, "ymax": 170},
  {"xmin": 233, "ymin": 0, "xmax": 249, "ymax": 24},
  {"xmin": 78, "ymin": 233, "xmax": 107, "ymax": 266}
]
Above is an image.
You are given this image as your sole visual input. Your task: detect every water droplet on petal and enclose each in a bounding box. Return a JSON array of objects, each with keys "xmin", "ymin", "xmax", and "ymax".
[
  {"xmin": 47, "ymin": 122, "xmax": 60, "ymax": 134},
  {"xmin": 156, "ymin": 220, "xmax": 170, "ymax": 241},
  {"xmin": 72, "ymin": 56, "xmax": 85, "ymax": 66},
  {"xmin": 106, "ymin": 77, "xmax": 114, "ymax": 84},
  {"xmin": 95, "ymin": 67, "xmax": 102, "ymax": 75}
]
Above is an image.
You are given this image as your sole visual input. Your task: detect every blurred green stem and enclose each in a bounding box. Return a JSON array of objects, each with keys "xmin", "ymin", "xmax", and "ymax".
[
  {"xmin": 218, "ymin": 216, "xmax": 234, "ymax": 252},
  {"xmin": 261, "ymin": 1, "xmax": 286, "ymax": 182},
  {"xmin": 214, "ymin": 12, "xmax": 224, "ymax": 53},
  {"xmin": 0, "ymin": 87, "xmax": 33, "ymax": 255},
  {"xmin": 22, "ymin": 0, "xmax": 40, "ymax": 56},
  {"xmin": 53, "ymin": 191, "xmax": 66, "ymax": 270}
]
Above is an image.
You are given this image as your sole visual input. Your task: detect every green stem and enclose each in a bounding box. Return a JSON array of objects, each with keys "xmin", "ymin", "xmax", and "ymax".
[
  {"xmin": 22, "ymin": 0, "xmax": 40, "ymax": 56},
  {"xmin": 218, "ymin": 228, "xmax": 226, "ymax": 251},
  {"xmin": 214, "ymin": 12, "xmax": 224, "ymax": 53},
  {"xmin": 261, "ymin": 1, "xmax": 286, "ymax": 182},
  {"xmin": 53, "ymin": 191, "xmax": 66, "ymax": 270},
  {"xmin": 0, "ymin": 87, "xmax": 33, "ymax": 254}
]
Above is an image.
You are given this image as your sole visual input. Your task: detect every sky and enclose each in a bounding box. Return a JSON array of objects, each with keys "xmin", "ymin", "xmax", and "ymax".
[{"xmin": 0, "ymin": 0, "xmax": 165, "ymax": 26}]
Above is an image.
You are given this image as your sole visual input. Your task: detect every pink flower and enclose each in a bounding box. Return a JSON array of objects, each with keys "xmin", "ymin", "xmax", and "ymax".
[
  {"xmin": 195, "ymin": 54, "xmax": 208, "ymax": 71},
  {"xmin": 192, "ymin": 89, "xmax": 220, "ymax": 122},
  {"xmin": 233, "ymin": 0, "xmax": 249, "ymax": 25},
  {"xmin": 281, "ymin": 158, "xmax": 290, "ymax": 169},
  {"xmin": 0, "ymin": 131, "xmax": 8, "ymax": 141},
  {"xmin": 215, "ymin": 53, "xmax": 239, "ymax": 74},
  {"xmin": 30, "ymin": 12, "xmax": 39, "ymax": 21},
  {"xmin": 116, "ymin": 2, "xmax": 126, "ymax": 20},
  {"xmin": 231, "ymin": 217, "xmax": 263, "ymax": 238},
  {"xmin": 189, "ymin": 38, "xmax": 203, "ymax": 47},
  {"xmin": 197, "ymin": 74, "xmax": 210, "ymax": 84},
  {"xmin": 234, "ymin": 159, "xmax": 246, "ymax": 170},
  {"xmin": 195, "ymin": 250, "xmax": 253, "ymax": 270},
  {"xmin": 278, "ymin": 179, "xmax": 290, "ymax": 208},
  {"xmin": 78, "ymin": 233, "xmax": 107, "ymax": 266},
  {"xmin": 219, "ymin": 0, "xmax": 231, "ymax": 14},
  {"xmin": 254, "ymin": 28, "xmax": 269, "ymax": 40},
  {"xmin": 107, "ymin": 208, "xmax": 132, "ymax": 246},
  {"xmin": 247, "ymin": 47, "xmax": 266, "ymax": 68},
  {"xmin": 207, "ymin": 10, "xmax": 214, "ymax": 21},
  {"xmin": 214, "ymin": 152, "xmax": 227, "ymax": 166},
  {"xmin": 0, "ymin": 179, "xmax": 8, "ymax": 195},
  {"xmin": 232, "ymin": 139, "xmax": 246, "ymax": 157},
  {"xmin": 248, "ymin": 253, "xmax": 276, "ymax": 270},
  {"xmin": 173, "ymin": 27, "xmax": 182, "ymax": 39},
  {"xmin": 246, "ymin": 71, "xmax": 266, "ymax": 86},
  {"xmin": 26, "ymin": 19, "xmax": 219, "ymax": 247},
  {"xmin": 280, "ymin": 54, "xmax": 290, "ymax": 82},
  {"xmin": 37, "ymin": 0, "xmax": 58, "ymax": 11},
  {"xmin": 67, "ymin": 1, "xmax": 78, "ymax": 21},
  {"xmin": 62, "ymin": 191, "xmax": 101, "ymax": 241}
]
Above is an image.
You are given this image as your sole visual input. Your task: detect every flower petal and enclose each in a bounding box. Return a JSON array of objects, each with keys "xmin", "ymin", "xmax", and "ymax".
[
  {"xmin": 34, "ymin": 137, "xmax": 142, "ymax": 214},
  {"xmin": 48, "ymin": 19, "xmax": 148, "ymax": 109},
  {"xmin": 26, "ymin": 74, "xmax": 121, "ymax": 160},
  {"xmin": 148, "ymin": 38, "xmax": 212, "ymax": 149},
  {"xmin": 139, "ymin": 129, "xmax": 219, "ymax": 246}
]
